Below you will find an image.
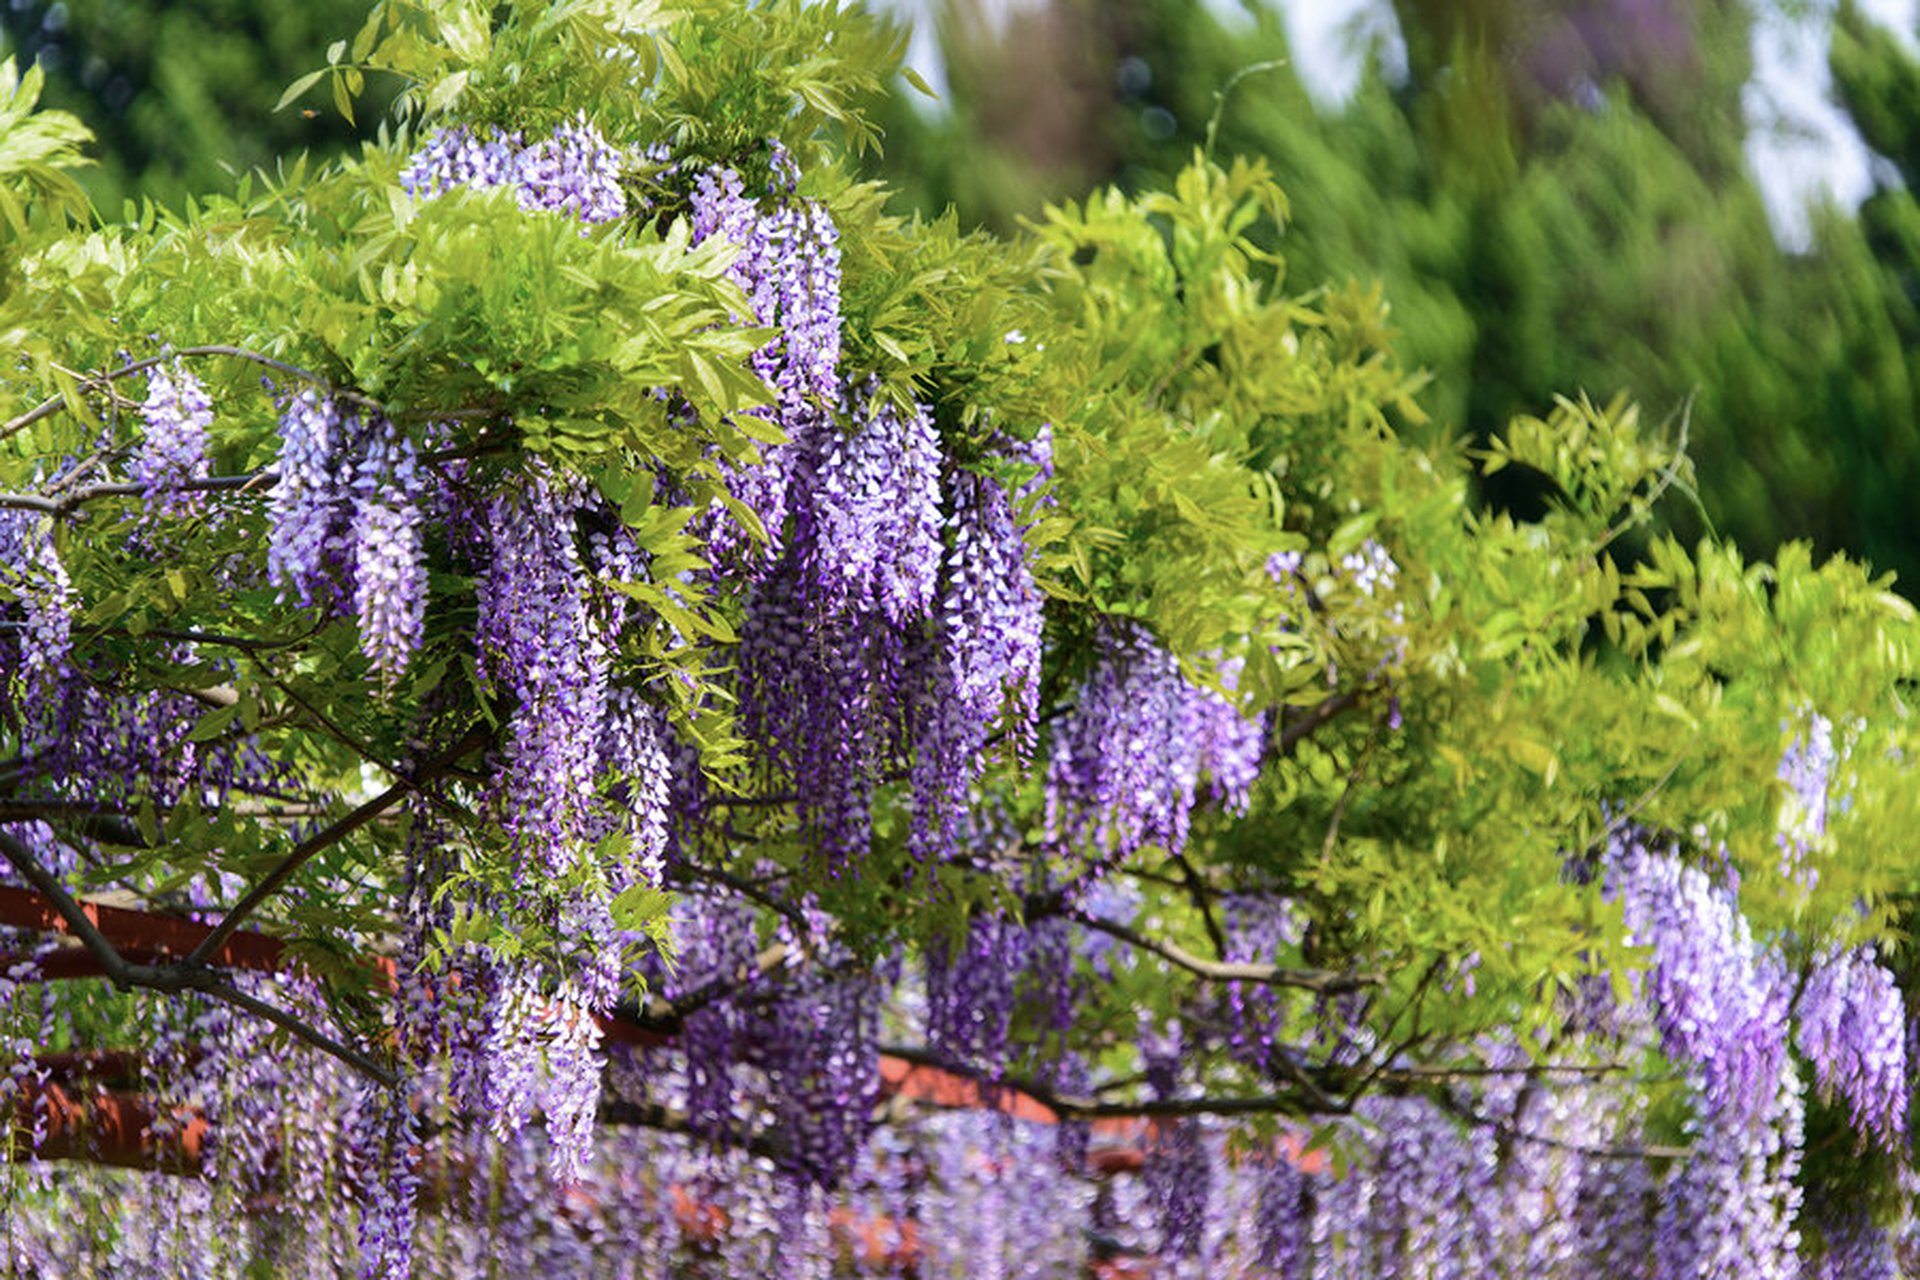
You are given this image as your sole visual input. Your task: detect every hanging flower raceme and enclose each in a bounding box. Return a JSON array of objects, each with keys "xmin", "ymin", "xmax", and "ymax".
[
  {"xmin": 687, "ymin": 155, "xmax": 844, "ymax": 568},
  {"xmin": 0, "ymin": 505, "xmax": 74, "ymax": 688},
  {"xmin": 474, "ymin": 958, "xmax": 609, "ymax": 1185},
  {"xmin": 134, "ymin": 360, "xmax": 212, "ymax": 514},
  {"xmin": 906, "ymin": 460, "xmax": 1045, "ymax": 867},
  {"xmin": 1777, "ymin": 710, "xmax": 1836, "ymax": 887},
  {"xmin": 1794, "ymin": 944, "xmax": 1908, "ymax": 1148},
  {"xmin": 924, "ymin": 913, "xmax": 1029, "ymax": 1072},
  {"xmin": 1220, "ymin": 893, "xmax": 1302, "ymax": 1071},
  {"xmin": 266, "ymin": 390, "xmax": 348, "ymax": 607},
  {"xmin": 1600, "ymin": 830, "xmax": 1808, "ymax": 1280},
  {"xmin": 942, "ymin": 465, "xmax": 1044, "ymax": 748},
  {"xmin": 513, "ymin": 117, "xmax": 627, "ymax": 223},
  {"xmin": 348, "ymin": 417, "xmax": 428, "ymax": 685},
  {"xmin": 810, "ymin": 384, "xmax": 942, "ymax": 623},
  {"xmin": 592, "ymin": 687, "xmax": 673, "ymax": 891},
  {"xmin": 1605, "ymin": 832, "xmax": 1791, "ymax": 1123},
  {"xmin": 1655, "ymin": 1050, "xmax": 1805, "ymax": 1280},
  {"xmin": 1185, "ymin": 656, "xmax": 1265, "ymax": 814},
  {"xmin": 401, "ymin": 119, "xmax": 626, "ymax": 224},
  {"xmin": 265, "ymin": 395, "xmax": 430, "ymax": 681},
  {"xmin": 1047, "ymin": 621, "xmax": 1197, "ymax": 860},
  {"xmin": 668, "ymin": 891, "xmax": 760, "ymax": 1139},
  {"xmin": 478, "ymin": 473, "xmax": 610, "ymax": 872},
  {"xmin": 350, "ymin": 1083, "xmax": 421, "ymax": 1280},
  {"xmin": 738, "ymin": 548, "xmax": 907, "ymax": 867},
  {"xmin": 746, "ymin": 965, "xmax": 884, "ymax": 1191},
  {"xmin": 400, "ymin": 125, "xmax": 519, "ymax": 196},
  {"xmin": 1137, "ymin": 1024, "xmax": 1213, "ymax": 1262}
]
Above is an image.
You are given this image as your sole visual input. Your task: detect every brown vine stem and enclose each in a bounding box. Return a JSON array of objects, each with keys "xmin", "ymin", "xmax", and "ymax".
[
  {"xmin": 0, "ymin": 344, "xmax": 372, "ymax": 444},
  {"xmin": 186, "ymin": 722, "xmax": 490, "ymax": 966},
  {"xmin": 0, "ymin": 472, "xmax": 274, "ymax": 515},
  {"xmin": 0, "ymin": 830, "xmax": 397, "ymax": 1087},
  {"xmin": 1064, "ymin": 908, "xmax": 1383, "ymax": 994}
]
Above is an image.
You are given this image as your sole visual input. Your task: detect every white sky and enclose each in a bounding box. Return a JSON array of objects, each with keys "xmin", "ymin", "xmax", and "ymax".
[
  {"xmin": 1742, "ymin": 0, "xmax": 1917, "ymax": 247},
  {"xmin": 882, "ymin": 0, "xmax": 1920, "ymax": 250}
]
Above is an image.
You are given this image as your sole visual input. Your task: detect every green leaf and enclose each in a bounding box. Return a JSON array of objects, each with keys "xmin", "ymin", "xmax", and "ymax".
[
  {"xmin": 186, "ymin": 703, "xmax": 240, "ymax": 743},
  {"xmin": 901, "ymin": 65, "xmax": 938, "ymax": 99},
  {"xmin": 274, "ymin": 70, "xmax": 328, "ymax": 114}
]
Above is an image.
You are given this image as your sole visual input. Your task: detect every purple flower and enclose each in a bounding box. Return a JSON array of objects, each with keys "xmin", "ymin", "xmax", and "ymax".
[
  {"xmin": 478, "ymin": 472, "xmax": 610, "ymax": 871},
  {"xmin": 266, "ymin": 390, "xmax": 347, "ymax": 607},
  {"xmin": 0, "ymin": 507, "xmax": 73, "ymax": 686},
  {"xmin": 135, "ymin": 360, "xmax": 213, "ymax": 513},
  {"xmin": 1795, "ymin": 944, "xmax": 1908, "ymax": 1148},
  {"xmin": 514, "ymin": 118, "xmax": 627, "ymax": 224},
  {"xmin": 347, "ymin": 418, "xmax": 427, "ymax": 684},
  {"xmin": 687, "ymin": 160, "xmax": 844, "ymax": 569},
  {"xmin": 400, "ymin": 125, "xmax": 519, "ymax": 196},
  {"xmin": 809, "ymin": 385, "xmax": 942, "ymax": 621}
]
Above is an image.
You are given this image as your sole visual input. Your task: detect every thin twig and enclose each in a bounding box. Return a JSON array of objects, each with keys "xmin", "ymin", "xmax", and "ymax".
[
  {"xmin": 1278, "ymin": 688, "xmax": 1364, "ymax": 757},
  {"xmin": 1438, "ymin": 1093, "xmax": 1691, "ymax": 1163},
  {"xmin": 617, "ymin": 942, "xmax": 793, "ymax": 1035},
  {"xmin": 1167, "ymin": 849, "xmax": 1229, "ymax": 960},
  {"xmin": 187, "ymin": 722, "xmax": 489, "ymax": 965},
  {"xmin": 0, "ymin": 473, "xmax": 273, "ymax": 515},
  {"xmin": 2, "ymin": 345, "xmax": 370, "ymax": 443},
  {"xmin": 1062, "ymin": 908, "xmax": 1381, "ymax": 993},
  {"xmin": 0, "ymin": 829, "xmax": 395, "ymax": 1087}
]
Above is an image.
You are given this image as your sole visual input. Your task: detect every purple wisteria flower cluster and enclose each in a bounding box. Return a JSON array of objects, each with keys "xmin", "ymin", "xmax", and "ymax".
[
  {"xmin": 686, "ymin": 157, "xmax": 843, "ymax": 568},
  {"xmin": 909, "ymin": 461, "xmax": 1045, "ymax": 864},
  {"xmin": 812, "ymin": 386, "xmax": 942, "ymax": 622},
  {"xmin": 1599, "ymin": 826, "xmax": 1889, "ymax": 1280},
  {"xmin": 1046, "ymin": 621, "xmax": 1265, "ymax": 863},
  {"xmin": 1778, "ymin": 710, "xmax": 1836, "ymax": 887},
  {"xmin": 348, "ymin": 419, "xmax": 427, "ymax": 684},
  {"xmin": 267, "ymin": 392, "xmax": 430, "ymax": 684},
  {"xmin": 1607, "ymin": 831, "xmax": 1791, "ymax": 1120},
  {"xmin": 0, "ymin": 504, "xmax": 72, "ymax": 688},
  {"xmin": 688, "ymin": 148, "xmax": 1068, "ymax": 879},
  {"xmin": 401, "ymin": 120, "xmax": 626, "ymax": 223},
  {"xmin": 1795, "ymin": 943, "xmax": 1908, "ymax": 1147},
  {"xmin": 1220, "ymin": 892, "xmax": 1303, "ymax": 1070},
  {"xmin": 477, "ymin": 472, "xmax": 609, "ymax": 872},
  {"xmin": 924, "ymin": 913, "xmax": 1030, "ymax": 1071},
  {"xmin": 135, "ymin": 360, "xmax": 212, "ymax": 514}
]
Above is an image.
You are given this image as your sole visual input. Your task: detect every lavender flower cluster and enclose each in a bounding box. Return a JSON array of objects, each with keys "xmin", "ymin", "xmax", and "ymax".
[
  {"xmin": 909, "ymin": 462, "xmax": 1045, "ymax": 865},
  {"xmin": 401, "ymin": 119, "xmax": 626, "ymax": 223},
  {"xmin": 1777, "ymin": 710, "xmax": 1836, "ymax": 887},
  {"xmin": 135, "ymin": 360, "xmax": 212, "ymax": 513},
  {"xmin": 1794, "ymin": 943, "xmax": 1908, "ymax": 1147},
  {"xmin": 477, "ymin": 473, "xmax": 610, "ymax": 872},
  {"xmin": 1046, "ymin": 622, "xmax": 1265, "ymax": 863},
  {"xmin": 924, "ymin": 913, "xmax": 1030, "ymax": 1071},
  {"xmin": 812, "ymin": 386, "xmax": 942, "ymax": 622},
  {"xmin": 266, "ymin": 393, "xmax": 430, "ymax": 683},
  {"xmin": 1606, "ymin": 831, "xmax": 1790, "ymax": 1120},
  {"xmin": 1601, "ymin": 828, "xmax": 1854, "ymax": 1280},
  {"xmin": 0, "ymin": 504, "xmax": 73, "ymax": 689},
  {"xmin": 687, "ymin": 158, "xmax": 843, "ymax": 568}
]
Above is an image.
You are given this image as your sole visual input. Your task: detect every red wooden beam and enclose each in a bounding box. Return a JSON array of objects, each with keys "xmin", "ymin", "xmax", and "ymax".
[
  {"xmin": 11, "ymin": 1079, "xmax": 207, "ymax": 1173},
  {"xmin": 0, "ymin": 885, "xmax": 289, "ymax": 972},
  {"xmin": 877, "ymin": 1056, "xmax": 1059, "ymax": 1124},
  {"xmin": 2, "ymin": 888, "xmax": 1326, "ymax": 1191},
  {"xmin": 1, "ymin": 886, "xmax": 667, "ymax": 1050}
]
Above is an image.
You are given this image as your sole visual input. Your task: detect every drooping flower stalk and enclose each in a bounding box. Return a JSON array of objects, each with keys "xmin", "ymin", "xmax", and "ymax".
[{"xmin": 135, "ymin": 360, "xmax": 213, "ymax": 514}]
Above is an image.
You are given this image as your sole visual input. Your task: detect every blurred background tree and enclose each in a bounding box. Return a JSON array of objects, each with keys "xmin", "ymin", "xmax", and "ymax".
[
  {"xmin": 0, "ymin": 0, "xmax": 382, "ymax": 212},
  {"xmin": 873, "ymin": 0, "xmax": 1920, "ymax": 590}
]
